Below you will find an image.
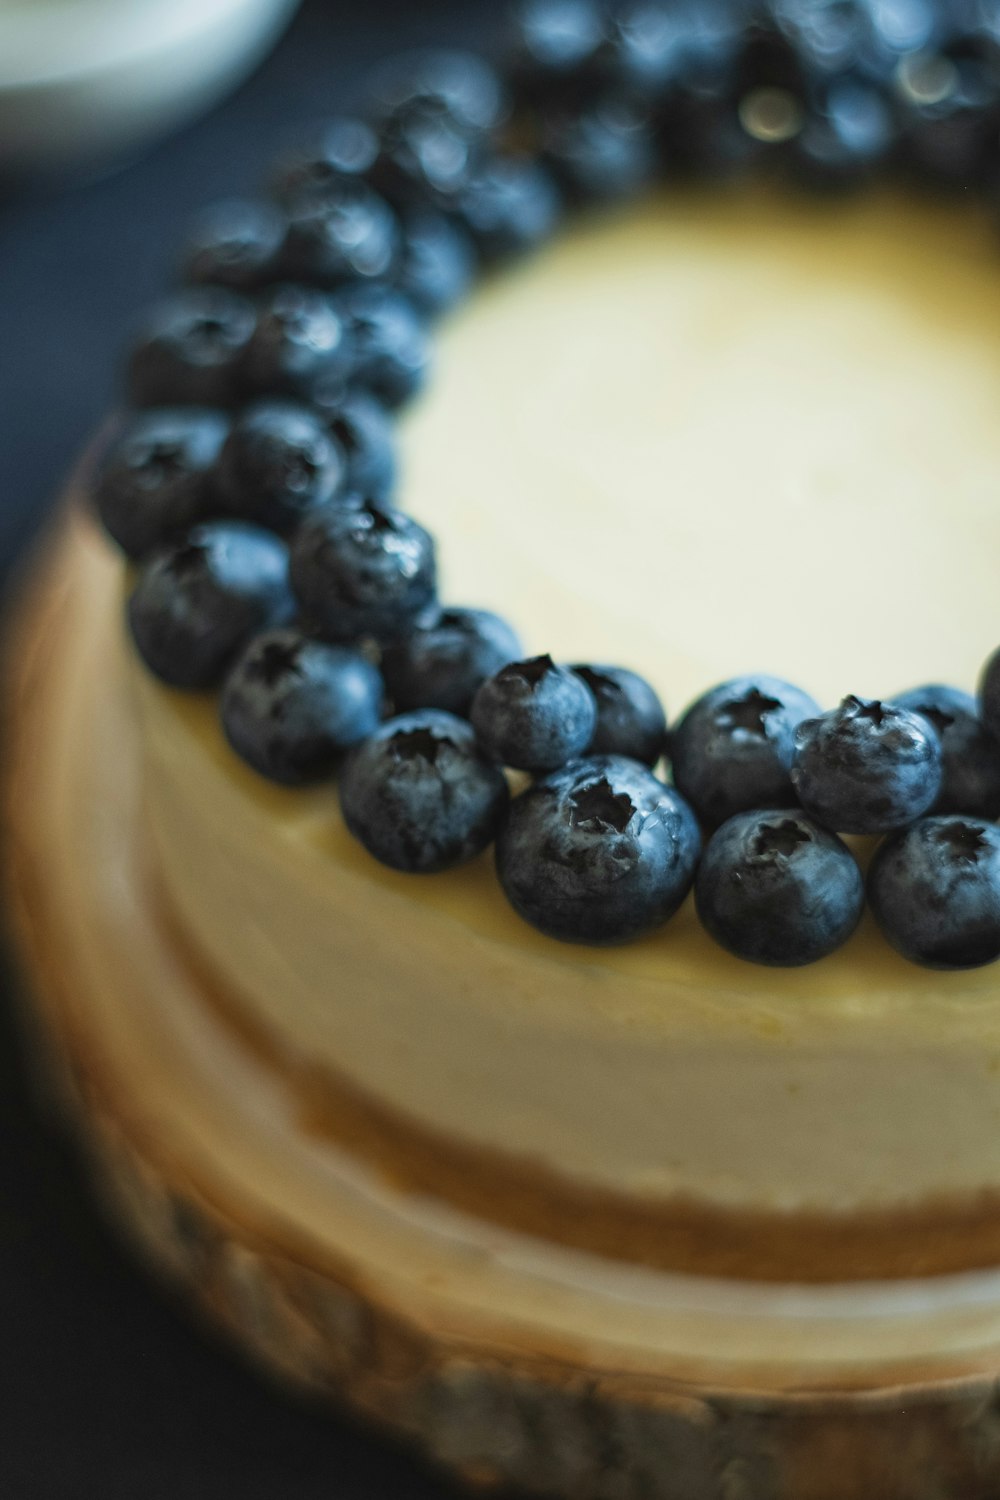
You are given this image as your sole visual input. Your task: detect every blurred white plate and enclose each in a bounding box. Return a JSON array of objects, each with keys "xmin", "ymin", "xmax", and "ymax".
[{"xmin": 0, "ymin": 0, "xmax": 301, "ymax": 178}]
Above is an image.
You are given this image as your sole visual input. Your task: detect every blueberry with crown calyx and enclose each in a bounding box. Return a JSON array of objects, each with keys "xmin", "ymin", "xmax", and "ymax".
[
  {"xmin": 893, "ymin": 684, "xmax": 1000, "ymax": 820},
  {"xmin": 695, "ymin": 810, "xmax": 864, "ymax": 966},
  {"xmin": 181, "ymin": 198, "xmax": 286, "ymax": 291},
  {"xmin": 868, "ymin": 817, "xmax": 1000, "ymax": 969},
  {"xmin": 127, "ymin": 288, "xmax": 256, "ymax": 408},
  {"xmin": 280, "ymin": 180, "xmax": 399, "ymax": 287},
  {"xmin": 791, "ymin": 695, "xmax": 942, "ymax": 834},
  {"xmin": 340, "ymin": 710, "xmax": 509, "ymax": 873},
  {"xmin": 670, "ymin": 675, "xmax": 820, "ymax": 827},
  {"xmin": 93, "ymin": 408, "xmax": 228, "ymax": 560},
  {"xmin": 127, "ymin": 522, "xmax": 292, "ymax": 689},
  {"xmin": 572, "ymin": 664, "xmax": 666, "ymax": 767},
  {"xmin": 382, "ymin": 607, "xmax": 522, "ymax": 716},
  {"xmin": 334, "ymin": 283, "xmax": 431, "ymax": 409},
  {"xmin": 221, "ymin": 627, "xmax": 383, "ymax": 785},
  {"xmin": 240, "ymin": 284, "xmax": 354, "ymax": 401},
  {"xmin": 311, "ymin": 387, "xmax": 397, "ymax": 497},
  {"xmin": 395, "ymin": 209, "xmax": 476, "ymax": 318},
  {"xmin": 290, "ymin": 499, "xmax": 436, "ymax": 645},
  {"xmin": 496, "ymin": 755, "xmax": 700, "ymax": 944},
  {"xmin": 471, "ymin": 654, "xmax": 596, "ymax": 771},
  {"xmin": 216, "ymin": 400, "xmax": 346, "ymax": 535}
]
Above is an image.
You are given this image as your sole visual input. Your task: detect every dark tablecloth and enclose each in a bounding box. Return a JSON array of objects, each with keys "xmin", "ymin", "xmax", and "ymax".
[{"xmin": 0, "ymin": 5, "xmax": 494, "ymax": 1495}]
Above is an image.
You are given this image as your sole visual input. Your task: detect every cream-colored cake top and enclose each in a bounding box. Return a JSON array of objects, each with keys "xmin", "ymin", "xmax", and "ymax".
[{"xmin": 404, "ymin": 186, "xmax": 1000, "ymax": 707}]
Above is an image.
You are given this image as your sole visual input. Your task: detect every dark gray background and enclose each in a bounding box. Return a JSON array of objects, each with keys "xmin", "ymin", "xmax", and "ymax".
[{"xmin": 0, "ymin": 4, "xmax": 497, "ymax": 1495}]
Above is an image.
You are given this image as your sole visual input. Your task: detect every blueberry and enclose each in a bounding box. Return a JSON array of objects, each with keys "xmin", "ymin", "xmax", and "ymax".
[
  {"xmin": 220, "ymin": 627, "xmax": 383, "ymax": 784},
  {"xmin": 788, "ymin": 78, "xmax": 896, "ymax": 190},
  {"xmin": 496, "ymin": 754, "xmax": 701, "ymax": 943},
  {"xmin": 368, "ymin": 105, "xmax": 479, "ymax": 206},
  {"xmin": 270, "ymin": 118, "xmax": 380, "ymax": 206},
  {"xmin": 181, "ymin": 199, "xmax": 286, "ymax": 290},
  {"xmin": 395, "ymin": 209, "xmax": 476, "ymax": 318},
  {"xmin": 280, "ymin": 181, "xmax": 399, "ymax": 287},
  {"xmin": 471, "ymin": 654, "xmax": 596, "ymax": 771},
  {"xmin": 290, "ymin": 499, "xmax": 437, "ymax": 644},
  {"xmin": 311, "ymin": 387, "xmax": 397, "ymax": 497},
  {"xmin": 215, "ymin": 400, "xmax": 347, "ymax": 534},
  {"xmin": 240, "ymin": 285, "xmax": 354, "ymax": 401},
  {"xmin": 670, "ymin": 675, "xmax": 820, "ymax": 827},
  {"xmin": 572, "ymin": 664, "xmax": 667, "ymax": 766},
  {"xmin": 894, "ymin": 684, "xmax": 1000, "ymax": 819},
  {"xmin": 540, "ymin": 97, "xmax": 661, "ymax": 202},
  {"xmin": 127, "ymin": 288, "xmax": 256, "ymax": 408},
  {"xmin": 93, "ymin": 408, "xmax": 228, "ymax": 560},
  {"xmin": 868, "ymin": 817, "xmax": 1000, "ymax": 969},
  {"xmin": 979, "ymin": 644, "xmax": 1000, "ymax": 740},
  {"xmin": 127, "ymin": 522, "xmax": 292, "ymax": 689},
  {"xmin": 445, "ymin": 153, "xmax": 562, "ymax": 263},
  {"xmin": 365, "ymin": 49, "xmax": 508, "ymax": 135},
  {"xmin": 695, "ymin": 810, "xmax": 864, "ymax": 966},
  {"xmin": 334, "ymin": 284, "xmax": 431, "ymax": 409},
  {"xmin": 339, "ymin": 709, "xmax": 509, "ymax": 873},
  {"xmin": 382, "ymin": 607, "xmax": 522, "ymax": 716},
  {"xmin": 509, "ymin": 0, "xmax": 608, "ymax": 106},
  {"xmin": 792, "ymin": 695, "xmax": 943, "ymax": 834}
]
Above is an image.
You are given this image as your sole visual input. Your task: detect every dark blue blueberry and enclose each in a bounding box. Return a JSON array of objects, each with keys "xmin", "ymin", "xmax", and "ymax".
[
  {"xmin": 979, "ymin": 645, "xmax": 1000, "ymax": 740},
  {"xmin": 369, "ymin": 106, "xmax": 479, "ymax": 207},
  {"xmin": 894, "ymin": 684, "xmax": 1000, "ymax": 819},
  {"xmin": 382, "ymin": 607, "xmax": 522, "ymax": 716},
  {"xmin": 280, "ymin": 181, "xmax": 399, "ymax": 288},
  {"xmin": 540, "ymin": 97, "xmax": 661, "ymax": 202},
  {"xmin": 240, "ymin": 285, "xmax": 354, "ymax": 400},
  {"xmin": 771, "ymin": 0, "xmax": 874, "ymax": 77},
  {"xmin": 270, "ymin": 118, "xmax": 380, "ymax": 206},
  {"xmin": 334, "ymin": 284, "xmax": 431, "ymax": 409},
  {"xmin": 444, "ymin": 153, "xmax": 562, "ymax": 263},
  {"xmin": 220, "ymin": 627, "xmax": 383, "ymax": 785},
  {"xmin": 215, "ymin": 400, "xmax": 346, "ymax": 534},
  {"xmin": 127, "ymin": 288, "xmax": 256, "ymax": 408},
  {"xmin": 395, "ymin": 209, "xmax": 476, "ymax": 318},
  {"xmin": 868, "ymin": 816, "xmax": 1000, "ymax": 969},
  {"xmin": 127, "ymin": 522, "xmax": 292, "ymax": 689},
  {"xmin": 572, "ymin": 664, "xmax": 667, "ymax": 766},
  {"xmin": 181, "ymin": 199, "xmax": 286, "ymax": 291},
  {"xmin": 290, "ymin": 499, "xmax": 437, "ymax": 645},
  {"xmin": 787, "ymin": 77, "xmax": 896, "ymax": 190},
  {"xmin": 496, "ymin": 754, "xmax": 701, "ymax": 943},
  {"xmin": 311, "ymin": 387, "xmax": 397, "ymax": 497},
  {"xmin": 694, "ymin": 810, "xmax": 864, "ymax": 966},
  {"xmin": 608, "ymin": 1, "xmax": 694, "ymax": 98},
  {"xmin": 791, "ymin": 695, "xmax": 942, "ymax": 834},
  {"xmin": 471, "ymin": 654, "xmax": 597, "ymax": 771},
  {"xmin": 670, "ymin": 675, "xmax": 820, "ymax": 828},
  {"xmin": 93, "ymin": 408, "xmax": 228, "ymax": 560},
  {"xmin": 339, "ymin": 709, "xmax": 509, "ymax": 873},
  {"xmin": 365, "ymin": 49, "xmax": 509, "ymax": 135},
  {"xmin": 509, "ymin": 0, "xmax": 608, "ymax": 106}
]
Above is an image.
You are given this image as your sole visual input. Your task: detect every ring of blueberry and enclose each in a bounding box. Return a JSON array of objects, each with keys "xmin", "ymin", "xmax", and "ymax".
[{"xmin": 92, "ymin": 1, "xmax": 1000, "ymax": 970}]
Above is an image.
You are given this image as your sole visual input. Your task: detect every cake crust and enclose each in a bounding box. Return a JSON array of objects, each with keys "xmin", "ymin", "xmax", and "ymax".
[{"xmin": 10, "ymin": 515, "xmax": 1000, "ymax": 1499}]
